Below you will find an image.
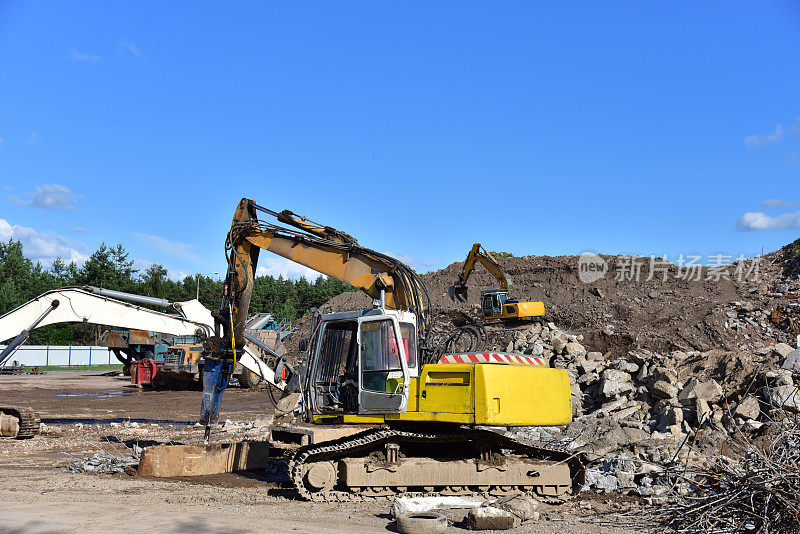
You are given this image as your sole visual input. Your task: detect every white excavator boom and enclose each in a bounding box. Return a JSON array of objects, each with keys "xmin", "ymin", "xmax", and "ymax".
[
  {"xmin": 0, "ymin": 287, "xmax": 213, "ymax": 343},
  {"xmin": 0, "ymin": 287, "xmax": 283, "ymax": 389}
]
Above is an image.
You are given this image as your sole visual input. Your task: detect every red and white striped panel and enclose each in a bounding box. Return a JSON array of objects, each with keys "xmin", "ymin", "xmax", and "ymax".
[{"xmin": 438, "ymin": 352, "xmax": 547, "ymax": 367}]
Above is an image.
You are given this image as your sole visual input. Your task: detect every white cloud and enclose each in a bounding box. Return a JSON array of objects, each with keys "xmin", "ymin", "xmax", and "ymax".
[
  {"xmin": 384, "ymin": 251, "xmax": 436, "ymax": 271},
  {"xmin": 120, "ymin": 41, "xmax": 142, "ymax": 57},
  {"xmin": 758, "ymin": 199, "xmax": 800, "ymax": 209},
  {"xmin": 736, "ymin": 211, "xmax": 800, "ymax": 231},
  {"xmin": 745, "ymin": 118, "xmax": 799, "ymax": 148},
  {"xmin": 0, "ymin": 218, "xmax": 88, "ymax": 264},
  {"xmin": 10, "ymin": 184, "xmax": 80, "ymax": 210},
  {"xmin": 256, "ymin": 256, "xmax": 325, "ymax": 281},
  {"xmin": 70, "ymin": 226, "xmax": 88, "ymax": 233},
  {"xmin": 132, "ymin": 233, "xmax": 200, "ymax": 263},
  {"xmin": 68, "ymin": 49, "xmax": 101, "ymax": 62},
  {"xmin": 27, "ymin": 131, "xmax": 40, "ymax": 147},
  {"xmin": 745, "ymin": 124, "xmax": 789, "ymax": 147}
]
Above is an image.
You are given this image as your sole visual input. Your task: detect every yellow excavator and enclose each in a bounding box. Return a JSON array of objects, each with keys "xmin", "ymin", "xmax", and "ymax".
[
  {"xmin": 199, "ymin": 199, "xmax": 581, "ymax": 501},
  {"xmin": 450, "ymin": 243, "xmax": 545, "ymax": 322}
]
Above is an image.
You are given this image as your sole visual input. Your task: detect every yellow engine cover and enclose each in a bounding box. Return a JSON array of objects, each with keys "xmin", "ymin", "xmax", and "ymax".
[
  {"xmin": 493, "ymin": 300, "xmax": 546, "ymax": 320},
  {"xmin": 473, "ymin": 363, "xmax": 572, "ymax": 425},
  {"xmin": 381, "ymin": 363, "xmax": 572, "ymax": 426}
]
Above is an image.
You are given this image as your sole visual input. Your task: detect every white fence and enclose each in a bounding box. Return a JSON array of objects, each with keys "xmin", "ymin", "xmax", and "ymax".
[{"xmin": 0, "ymin": 345, "xmax": 115, "ymax": 367}]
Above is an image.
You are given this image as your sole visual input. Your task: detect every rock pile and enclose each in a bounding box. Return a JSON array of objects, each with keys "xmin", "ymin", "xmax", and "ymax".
[
  {"xmin": 716, "ymin": 285, "xmax": 800, "ymax": 351},
  {"xmin": 505, "ymin": 320, "xmax": 800, "ymax": 498}
]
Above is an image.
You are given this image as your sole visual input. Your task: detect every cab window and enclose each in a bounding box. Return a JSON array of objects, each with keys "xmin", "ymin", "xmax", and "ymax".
[
  {"xmin": 361, "ymin": 320, "xmax": 401, "ymax": 392},
  {"xmin": 399, "ymin": 322, "xmax": 417, "ymax": 369},
  {"xmin": 315, "ymin": 321, "xmax": 357, "ymax": 385}
]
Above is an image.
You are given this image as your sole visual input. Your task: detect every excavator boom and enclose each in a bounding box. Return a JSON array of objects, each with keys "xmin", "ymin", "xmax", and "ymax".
[
  {"xmin": 221, "ymin": 198, "xmax": 431, "ymax": 355},
  {"xmin": 0, "ymin": 287, "xmax": 282, "ymax": 393},
  {"xmin": 199, "ymin": 198, "xmax": 431, "ymax": 438},
  {"xmin": 0, "ymin": 287, "xmax": 213, "ymax": 352},
  {"xmin": 449, "ymin": 243, "xmax": 511, "ymax": 302}
]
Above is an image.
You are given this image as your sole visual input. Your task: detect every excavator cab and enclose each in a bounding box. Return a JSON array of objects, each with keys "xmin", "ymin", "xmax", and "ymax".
[
  {"xmin": 307, "ymin": 309, "xmax": 413, "ymax": 416},
  {"xmin": 481, "ymin": 289, "xmax": 508, "ymax": 318}
]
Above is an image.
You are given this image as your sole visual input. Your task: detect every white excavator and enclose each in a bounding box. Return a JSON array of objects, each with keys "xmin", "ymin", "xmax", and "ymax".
[{"xmin": 0, "ymin": 285, "xmax": 286, "ymax": 439}]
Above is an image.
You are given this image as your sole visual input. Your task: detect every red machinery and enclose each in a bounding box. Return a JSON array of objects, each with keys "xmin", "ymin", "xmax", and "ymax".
[{"xmin": 130, "ymin": 358, "xmax": 166, "ymax": 388}]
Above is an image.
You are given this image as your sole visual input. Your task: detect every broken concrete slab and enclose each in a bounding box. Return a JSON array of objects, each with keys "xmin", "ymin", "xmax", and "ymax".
[
  {"xmin": 764, "ymin": 385, "xmax": 800, "ymax": 413},
  {"xmin": 781, "ymin": 349, "xmax": 800, "ymax": 372},
  {"xmin": 650, "ymin": 380, "xmax": 678, "ymax": 399},
  {"xmin": 734, "ymin": 396, "xmax": 761, "ymax": 420},
  {"xmin": 391, "ymin": 495, "xmax": 483, "ymax": 523},
  {"xmin": 600, "ymin": 369, "xmax": 634, "ymax": 398},
  {"xmin": 566, "ymin": 342, "xmax": 587, "ymax": 358},
  {"xmin": 137, "ymin": 441, "xmax": 271, "ymax": 477},
  {"xmin": 493, "ymin": 494, "xmax": 539, "ymax": 522},
  {"xmin": 767, "ymin": 368, "xmax": 794, "ymax": 386},
  {"xmin": 468, "ymin": 506, "xmax": 519, "ymax": 530},
  {"xmin": 678, "ymin": 378, "xmax": 723, "ymax": 404}
]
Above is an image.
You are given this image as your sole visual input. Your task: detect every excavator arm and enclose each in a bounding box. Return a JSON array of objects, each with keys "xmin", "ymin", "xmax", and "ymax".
[
  {"xmin": 199, "ymin": 198, "xmax": 431, "ymax": 439},
  {"xmin": 449, "ymin": 243, "xmax": 512, "ymax": 302},
  {"xmin": 0, "ymin": 286, "xmax": 280, "ymax": 391},
  {"xmin": 0, "ymin": 286, "xmax": 214, "ymax": 367},
  {"xmin": 220, "ymin": 198, "xmax": 431, "ymax": 355}
]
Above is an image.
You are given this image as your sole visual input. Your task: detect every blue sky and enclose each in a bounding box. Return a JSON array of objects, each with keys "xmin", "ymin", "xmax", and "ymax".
[{"xmin": 1, "ymin": 2, "xmax": 799, "ymax": 281}]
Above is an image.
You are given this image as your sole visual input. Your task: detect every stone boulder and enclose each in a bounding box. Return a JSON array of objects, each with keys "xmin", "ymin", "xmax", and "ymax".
[
  {"xmin": 650, "ymin": 380, "xmax": 678, "ymax": 400},
  {"xmin": 734, "ymin": 396, "xmax": 760, "ymax": 420},
  {"xmin": 600, "ymin": 369, "xmax": 634, "ymax": 398},
  {"xmin": 764, "ymin": 385, "xmax": 800, "ymax": 413},
  {"xmin": 679, "ymin": 378, "xmax": 723, "ymax": 404}
]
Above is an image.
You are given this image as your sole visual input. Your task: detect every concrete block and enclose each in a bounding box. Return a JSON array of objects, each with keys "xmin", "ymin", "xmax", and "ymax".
[
  {"xmin": 137, "ymin": 441, "xmax": 271, "ymax": 477},
  {"xmin": 468, "ymin": 507, "xmax": 519, "ymax": 530}
]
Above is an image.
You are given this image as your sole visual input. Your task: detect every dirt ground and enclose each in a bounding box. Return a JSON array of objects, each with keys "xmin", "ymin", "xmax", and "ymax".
[
  {"xmin": 0, "ymin": 370, "xmax": 270, "ymax": 422},
  {"xmin": 0, "ymin": 371, "xmax": 649, "ymax": 534}
]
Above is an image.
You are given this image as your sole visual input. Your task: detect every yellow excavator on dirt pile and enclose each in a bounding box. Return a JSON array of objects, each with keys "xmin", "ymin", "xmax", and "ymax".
[
  {"xmin": 199, "ymin": 199, "xmax": 583, "ymax": 501},
  {"xmin": 450, "ymin": 243, "xmax": 546, "ymax": 322}
]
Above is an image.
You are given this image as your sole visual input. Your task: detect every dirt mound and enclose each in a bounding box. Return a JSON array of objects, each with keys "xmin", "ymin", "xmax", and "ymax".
[
  {"xmin": 313, "ymin": 246, "xmax": 799, "ymax": 356},
  {"xmin": 777, "ymin": 236, "xmax": 800, "ymax": 279}
]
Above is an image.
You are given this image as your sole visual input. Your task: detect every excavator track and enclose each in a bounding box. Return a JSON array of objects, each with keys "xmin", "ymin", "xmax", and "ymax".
[
  {"xmin": 0, "ymin": 406, "xmax": 41, "ymax": 439},
  {"xmin": 288, "ymin": 427, "xmax": 583, "ymax": 502}
]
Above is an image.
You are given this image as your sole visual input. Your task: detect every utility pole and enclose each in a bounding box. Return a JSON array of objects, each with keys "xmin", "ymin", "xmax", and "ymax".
[{"xmin": 196, "ymin": 272, "xmax": 219, "ymax": 300}]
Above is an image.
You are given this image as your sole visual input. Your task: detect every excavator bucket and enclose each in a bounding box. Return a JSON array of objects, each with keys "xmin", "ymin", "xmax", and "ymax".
[{"xmin": 448, "ymin": 283, "xmax": 468, "ymax": 303}]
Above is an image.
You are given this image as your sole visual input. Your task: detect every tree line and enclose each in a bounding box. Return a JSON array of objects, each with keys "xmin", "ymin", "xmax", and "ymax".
[{"xmin": 0, "ymin": 239, "xmax": 354, "ymax": 345}]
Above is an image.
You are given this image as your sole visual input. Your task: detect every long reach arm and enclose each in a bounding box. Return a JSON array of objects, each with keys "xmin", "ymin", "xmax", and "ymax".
[{"xmin": 199, "ymin": 198, "xmax": 431, "ymax": 439}]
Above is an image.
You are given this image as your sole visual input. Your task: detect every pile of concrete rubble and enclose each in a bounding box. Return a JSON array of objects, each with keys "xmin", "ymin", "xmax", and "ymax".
[
  {"xmin": 66, "ymin": 448, "xmax": 140, "ymax": 474},
  {"xmin": 504, "ymin": 320, "xmax": 800, "ymax": 499},
  {"xmin": 716, "ymin": 277, "xmax": 800, "ymax": 350}
]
